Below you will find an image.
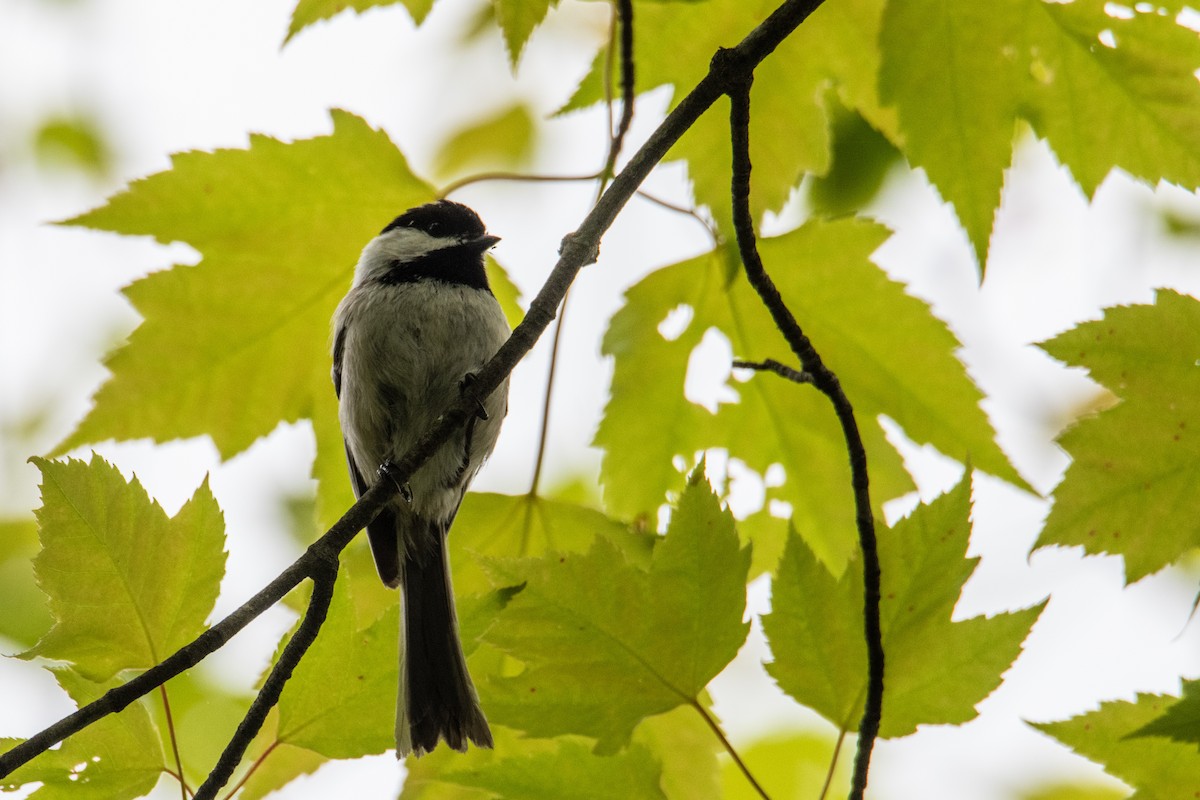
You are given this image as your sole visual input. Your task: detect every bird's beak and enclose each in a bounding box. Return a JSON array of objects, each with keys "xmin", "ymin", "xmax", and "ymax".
[{"xmin": 465, "ymin": 234, "xmax": 501, "ymax": 253}]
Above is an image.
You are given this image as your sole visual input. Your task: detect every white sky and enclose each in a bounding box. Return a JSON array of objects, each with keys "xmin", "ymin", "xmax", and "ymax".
[{"xmin": 2, "ymin": 0, "xmax": 1200, "ymax": 798}]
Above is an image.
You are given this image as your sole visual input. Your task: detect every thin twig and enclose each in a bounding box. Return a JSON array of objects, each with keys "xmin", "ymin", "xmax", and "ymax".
[
  {"xmin": 731, "ymin": 358, "xmax": 813, "ymax": 385},
  {"xmin": 722, "ymin": 70, "xmax": 882, "ymax": 800},
  {"xmin": 437, "ymin": 171, "xmax": 600, "ymax": 199},
  {"xmin": 0, "ymin": 0, "xmax": 830, "ymax": 779},
  {"xmin": 528, "ymin": 283, "xmax": 571, "ymax": 496},
  {"xmin": 689, "ymin": 698, "xmax": 771, "ymax": 800},
  {"xmin": 634, "ymin": 189, "xmax": 720, "ymax": 243},
  {"xmin": 603, "ymin": 0, "xmax": 636, "ymax": 179},
  {"xmin": 193, "ymin": 563, "xmax": 338, "ymax": 800},
  {"xmin": 603, "ymin": 7, "xmax": 615, "ymax": 158},
  {"xmin": 159, "ymin": 684, "xmax": 190, "ymax": 799}
]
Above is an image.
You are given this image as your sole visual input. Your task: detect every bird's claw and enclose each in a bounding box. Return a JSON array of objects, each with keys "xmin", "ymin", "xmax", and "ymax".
[
  {"xmin": 378, "ymin": 460, "xmax": 413, "ymax": 503},
  {"xmin": 459, "ymin": 373, "xmax": 489, "ymax": 421}
]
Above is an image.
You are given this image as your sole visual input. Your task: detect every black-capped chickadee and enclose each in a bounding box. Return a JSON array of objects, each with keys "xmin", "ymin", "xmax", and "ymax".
[{"xmin": 332, "ymin": 200, "xmax": 509, "ymax": 757}]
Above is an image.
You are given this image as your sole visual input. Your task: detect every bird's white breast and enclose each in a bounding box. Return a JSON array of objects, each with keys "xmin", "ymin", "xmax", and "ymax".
[{"xmin": 335, "ymin": 279, "xmax": 510, "ymax": 520}]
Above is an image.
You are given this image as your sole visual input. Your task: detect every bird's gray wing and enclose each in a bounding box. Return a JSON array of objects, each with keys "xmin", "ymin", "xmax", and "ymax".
[
  {"xmin": 334, "ymin": 318, "xmax": 401, "ymax": 588},
  {"xmin": 332, "ymin": 322, "xmax": 347, "ymax": 398}
]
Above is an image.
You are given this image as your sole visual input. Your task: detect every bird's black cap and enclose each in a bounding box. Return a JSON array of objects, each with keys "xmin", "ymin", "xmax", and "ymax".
[{"xmin": 381, "ymin": 200, "xmax": 488, "ymax": 240}]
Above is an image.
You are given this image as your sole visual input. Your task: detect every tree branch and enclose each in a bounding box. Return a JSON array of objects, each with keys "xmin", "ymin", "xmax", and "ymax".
[
  {"xmin": 194, "ymin": 562, "xmax": 338, "ymax": 799},
  {"xmin": 0, "ymin": 0, "xmax": 830, "ymax": 780},
  {"xmin": 723, "ymin": 71, "xmax": 883, "ymax": 800}
]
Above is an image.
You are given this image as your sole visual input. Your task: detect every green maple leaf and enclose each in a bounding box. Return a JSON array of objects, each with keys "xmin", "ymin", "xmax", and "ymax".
[
  {"xmin": 0, "ymin": 669, "xmax": 163, "ymax": 800},
  {"xmin": 284, "ymin": 0, "xmax": 435, "ymax": 44},
  {"xmin": 55, "ymin": 110, "xmax": 496, "ymax": 531},
  {"xmin": 495, "ymin": 0, "xmax": 557, "ymax": 68},
  {"xmin": 401, "ymin": 705, "xmax": 717, "ymax": 799},
  {"xmin": 1034, "ymin": 693, "xmax": 1200, "ymax": 797},
  {"xmin": 402, "ymin": 710, "xmax": 717, "ymax": 800},
  {"xmin": 1028, "ymin": 1, "xmax": 1200, "ymax": 197},
  {"xmin": 442, "ymin": 738, "xmax": 666, "ymax": 799},
  {"xmin": 596, "ymin": 219, "xmax": 1020, "ymax": 573},
  {"xmin": 452, "ymin": 491, "xmax": 652, "ymax": 596},
  {"xmin": 1037, "ymin": 290, "xmax": 1200, "ymax": 582},
  {"xmin": 434, "ymin": 103, "xmax": 539, "ymax": 181},
  {"xmin": 24, "ymin": 455, "xmax": 226, "ymax": 683},
  {"xmin": 1130, "ymin": 678, "xmax": 1200, "ymax": 749},
  {"xmin": 880, "ymin": 0, "xmax": 1200, "ymax": 269},
  {"xmin": 879, "ymin": 0, "xmax": 1026, "ymax": 269},
  {"xmin": 478, "ymin": 469, "xmax": 751, "ymax": 753},
  {"xmin": 807, "ymin": 101, "xmax": 903, "ymax": 218},
  {"xmin": 401, "ymin": 707, "xmax": 718, "ymax": 800},
  {"xmin": 0, "ymin": 517, "xmax": 52, "ymax": 647},
  {"xmin": 276, "ymin": 570, "xmax": 398, "ymax": 758},
  {"xmin": 763, "ymin": 474, "xmax": 1045, "ymax": 737},
  {"xmin": 631, "ymin": 705, "xmax": 721, "ymax": 800}
]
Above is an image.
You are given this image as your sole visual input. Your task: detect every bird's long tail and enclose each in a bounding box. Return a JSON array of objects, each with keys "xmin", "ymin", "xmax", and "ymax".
[{"xmin": 396, "ymin": 520, "xmax": 492, "ymax": 757}]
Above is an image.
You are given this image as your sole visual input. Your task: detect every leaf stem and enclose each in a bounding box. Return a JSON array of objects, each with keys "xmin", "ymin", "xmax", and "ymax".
[
  {"xmin": 440, "ymin": 172, "xmax": 716, "ymax": 240},
  {"xmin": 159, "ymin": 683, "xmax": 191, "ymax": 799},
  {"xmin": 689, "ymin": 698, "xmax": 771, "ymax": 800},
  {"xmin": 634, "ymin": 189, "xmax": 720, "ymax": 243},
  {"xmin": 528, "ymin": 285, "xmax": 572, "ymax": 496},
  {"xmin": 819, "ymin": 725, "xmax": 850, "ymax": 800}
]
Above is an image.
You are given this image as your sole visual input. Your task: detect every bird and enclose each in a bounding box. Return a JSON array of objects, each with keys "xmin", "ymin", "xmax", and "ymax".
[{"xmin": 331, "ymin": 199, "xmax": 509, "ymax": 757}]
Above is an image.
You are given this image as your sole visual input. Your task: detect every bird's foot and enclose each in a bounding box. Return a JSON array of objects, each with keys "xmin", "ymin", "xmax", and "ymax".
[
  {"xmin": 459, "ymin": 373, "xmax": 489, "ymax": 421},
  {"xmin": 378, "ymin": 460, "xmax": 413, "ymax": 504}
]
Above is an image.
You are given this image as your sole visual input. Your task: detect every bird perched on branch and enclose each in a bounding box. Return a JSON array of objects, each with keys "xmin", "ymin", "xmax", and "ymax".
[{"xmin": 332, "ymin": 199, "xmax": 509, "ymax": 757}]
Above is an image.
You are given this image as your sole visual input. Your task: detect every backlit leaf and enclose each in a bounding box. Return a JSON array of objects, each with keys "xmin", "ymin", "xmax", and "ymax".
[
  {"xmin": 479, "ymin": 470, "xmax": 750, "ymax": 752},
  {"xmin": 764, "ymin": 475, "xmax": 1045, "ymax": 737},
  {"xmin": 285, "ymin": 0, "xmax": 434, "ymax": 44},
  {"xmin": 434, "ymin": 103, "xmax": 539, "ymax": 180},
  {"xmin": 1037, "ymin": 290, "xmax": 1200, "ymax": 581},
  {"xmin": 1034, "ymin": 693, "xmax": 1200, "ymax": 797},
  {"xmin": 25, "ymin": 455, "xmax": 226, "ymax": 683},
  {"xmin": 1130, "ymin": 677, "xmax": 1200, "ymax": 748},
  {"xmin": 597, "ymin": 219, "xmax": 1020, "ymax": 573},
  {"xmin": 57, "ymin": 111, "xmax": 441, "ymax": 530},
  {"xmin": 495, "ymin": 0, "xmax": 557, "ymax": 67},
  {"xmin": 880, "ymin": 0, "xmax": 1200, "ymax": 269},
  {"xmin": 276, "ymin": 569, "xmax": 398, "ymax": 758},
  {"xmin": 0, "ymin": 669, "xmax": 163, "ymax": 800}
]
